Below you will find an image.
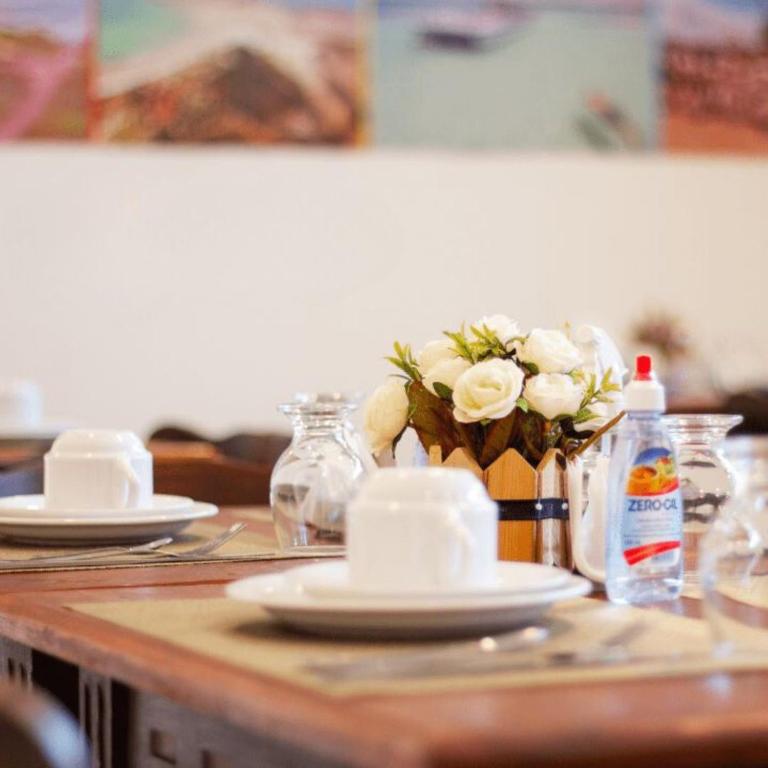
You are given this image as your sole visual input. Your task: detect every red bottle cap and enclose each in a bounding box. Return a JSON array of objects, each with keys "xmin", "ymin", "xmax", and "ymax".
[{"xmin": 635, "ymin": 354, "xmax": 653, "ymax": 381}]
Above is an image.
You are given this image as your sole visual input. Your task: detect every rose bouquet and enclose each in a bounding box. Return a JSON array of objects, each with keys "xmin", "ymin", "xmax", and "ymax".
[{"xmin": 364, "ymin": 315, "xmax": 625, "ymax": 470}]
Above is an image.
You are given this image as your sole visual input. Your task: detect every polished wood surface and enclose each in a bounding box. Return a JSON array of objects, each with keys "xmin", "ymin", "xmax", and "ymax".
[
  {"xmin": 1, "ymin": 509, "xmax": 768, "ymax": 767},
  {"xmin": 3, "ymin": 577, "xmax": 768, "ymax": 768}
]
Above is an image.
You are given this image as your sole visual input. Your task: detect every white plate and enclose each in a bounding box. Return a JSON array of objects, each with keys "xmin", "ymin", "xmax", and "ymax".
[
  {"xmin": 296, "ymin": 561, "xmax": 571, "ymax": 600},
  {"xmin": 226, "ymin": 562, "xmax": 591, "ymax": 639},
  {"xmin": 0, "ymin": 496, "xmax": 217, "ymax": 545},
  {"xmin": 0, "ymin": 494, "xmax": 197, "ymax": 519}
]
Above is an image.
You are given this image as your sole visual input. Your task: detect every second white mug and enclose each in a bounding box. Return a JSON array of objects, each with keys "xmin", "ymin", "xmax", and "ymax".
[
  {"xmin": 44, "ymin": 429, "xmax": 153, "ymax": 511},
  {"xmin": 346, "ymin": 467, "xmax": 498, "ymax": 593}
]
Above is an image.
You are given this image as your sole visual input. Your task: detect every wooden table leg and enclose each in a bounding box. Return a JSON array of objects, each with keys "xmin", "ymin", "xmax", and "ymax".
[
  {"xmin": 79, "ymin": 670, "xmax": 119, "ymax": 768},
  {"xmin": 0, "ymin": 635, "xmax": 32, "ymax": 687}
]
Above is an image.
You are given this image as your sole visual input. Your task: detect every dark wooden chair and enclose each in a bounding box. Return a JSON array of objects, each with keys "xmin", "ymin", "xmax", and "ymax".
[
  {"xmin": 0, "ymin": 680, "xmax": 89, "ymax": 768},
  {"xmin": 148, "ymin": 426, "xmax": 290, "ymax": 465},
  {"xmin": 0, "ymin": 459, "xmax": 43, "ymax": 498},
  {"xmin": 151, "ymin": 454, "xmax": 274, "ymax": 506},
  {"xmin": 148, "ymin": 426, "xmax": 290, "ymax": 506},
  {"xmin": 725, "ymin": 389, "xmax": 768, "ymax": 435}
]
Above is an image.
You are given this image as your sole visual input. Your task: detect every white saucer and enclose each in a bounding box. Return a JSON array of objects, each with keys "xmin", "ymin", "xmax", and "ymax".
[
  {"xmin": 226, "ymin": 562, "xmax": 591, "ymax": 639},
  {"xmin": 297, "ymin": 561, "xmax": 571, "ymax": 600},
  {"xmin": 0, "ymin": 494, "xmax": 197, "ymax": 519},
  {"xmin": 0, "ymin": 495, "xmax": 217, "ymax": 544}
]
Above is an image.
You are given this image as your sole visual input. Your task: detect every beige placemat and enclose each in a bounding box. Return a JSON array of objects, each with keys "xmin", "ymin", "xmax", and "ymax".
[
  {"xmin": 70, "ymin": 596, "xmax": 768, "ymax": 697},
  {"xmin": 685, "ymin": 573, "xmax": 768, "ymax": 607},
  {"xmin": 0, "ymin": 519, "xmax": 279, "ymax": 573}
]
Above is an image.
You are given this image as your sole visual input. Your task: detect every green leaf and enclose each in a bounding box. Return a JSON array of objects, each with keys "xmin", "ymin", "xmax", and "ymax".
[
  {"xmin": 516, "ymin": 397, "xmax": 529, "ymax": 413},
  {"xmin": 523, "ymin": 362, "xmax": 539, "ymax": 375},
  {"xmin": 432, "ymin": 382, "xmax": 454, "ymax": 400},
  {"xmin": 443, "ymin": 330, "xmax": 476, "ymax": 363},
  {"xmin": 387, "ymin": 341, "xmax": 422, "ymax": 382},
  {"xmin": 573, "ymin": 407, "xmax": 597, "ymax": 424}
]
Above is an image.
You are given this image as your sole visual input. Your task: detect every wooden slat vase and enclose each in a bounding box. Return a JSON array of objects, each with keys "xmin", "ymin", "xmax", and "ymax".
[{"xmin": 428, "ymin": 446, "xmax": 573, "ymax": 569}]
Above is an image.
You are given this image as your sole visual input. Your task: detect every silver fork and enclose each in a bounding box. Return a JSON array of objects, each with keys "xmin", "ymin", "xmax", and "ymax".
[
  {"xmin": 156, "ymin": 522, "xmax": 247, "ymax": 559},
  {"xmin": 306, "ymin": 620, "xmax": 646, "ymax": 682},
  {"xmin": 0, "ymin": 522, "xmax": 248, "ymax": 569}
]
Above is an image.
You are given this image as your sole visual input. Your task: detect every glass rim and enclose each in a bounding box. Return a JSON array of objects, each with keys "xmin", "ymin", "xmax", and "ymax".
[
  {"xmin": 290, "ymin": 392, "xmax": 364, "ymax": 405},
  {"xmin": 277, "ymin": 400, "xmax": 357, "ymax": 417},
  {"xmin": 662, "ymin": 413, "xmax": 743, "ymax": 433}
]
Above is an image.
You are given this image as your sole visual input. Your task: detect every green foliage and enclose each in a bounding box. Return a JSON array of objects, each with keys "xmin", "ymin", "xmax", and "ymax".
[
  {"xmin": 432, "ymin": 382, "xmax": 453, "ymax": 401},
  {"xmin": 468, "ymin": 324, "xmax": 508, "ymax": 359},
  {"xmin": 572, "ymin": 407, "xmax": 598, "ymax": 424},
  {"xmin": 443, "ymin": 328, "xmax": 478, "ymax": 364},
  {"xmin": 386, "ymin": 341, "xmax": 421, "ymax": 381},
  {"xmin": 522, "ymin": 362, "xmax": 539, "ymax": 376}
]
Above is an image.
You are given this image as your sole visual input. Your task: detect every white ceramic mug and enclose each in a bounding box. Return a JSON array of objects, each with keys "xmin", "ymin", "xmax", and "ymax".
[
  {"xmin": 346, "ymin": 467, "xmax": 498, "ymax": 593},
  {"xmin": 44, "ymin": 430, "xmax": 153, "ymax": 511},
  {"xmin": 568, "ymin": 454, "xmax": 608, "ymax": 583},
  {"xmin": 0, "ymin": 379, "xmax": 42, "ymax": 429}
]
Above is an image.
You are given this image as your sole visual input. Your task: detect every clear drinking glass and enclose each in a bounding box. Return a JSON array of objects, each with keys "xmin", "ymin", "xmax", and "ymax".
[
  {"xmin": 663, "ymin": 414, "xmax": 743, "ymax": 581},
  {"xmin": 270, "ymin": 396, "xmax": 368, "ymax": 553},
  {"xmin": 699, "ymin": 497, "xmax": 766, "ymax": 657},
  {"xmin": 725, "ymin": 435, "xmax": 768, "ymax": 501}
]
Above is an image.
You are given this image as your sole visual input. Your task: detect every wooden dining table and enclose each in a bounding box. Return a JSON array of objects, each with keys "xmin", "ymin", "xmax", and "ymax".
[{"xmin": 2, "ymin": 508, "xmax": 768, "ymax": 768}]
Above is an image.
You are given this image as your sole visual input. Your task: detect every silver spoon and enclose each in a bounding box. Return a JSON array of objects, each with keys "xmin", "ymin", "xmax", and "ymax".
[
  {"xmin": 306, "ymin": 620, "xmax": 647, "ymax": 682},
  {"xmin": 305, "ymin": 624, "xmax": 550, "ymax": 682}
]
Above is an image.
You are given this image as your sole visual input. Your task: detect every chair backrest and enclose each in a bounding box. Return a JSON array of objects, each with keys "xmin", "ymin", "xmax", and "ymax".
[
  {"xmin": 152, "ymin": 455, "xmax": 273, "ymax": 506},
  {"xmin": 725, "ymin": 389, "xmax": 768, "ymax": 435},
  {"xmin": 148, "ymin": 425, "xmax": 290, "ymax": 466},
  {"xmin": 148, "ymin": 426, "xmax": 290, "ymax": 505},
  {"xmin": 0, "ymin": 681, "xmax": 89, "ymax": 768},
  {"xmin": 0, "ymin": 459, "xmax": 43, "ymax": 498}
]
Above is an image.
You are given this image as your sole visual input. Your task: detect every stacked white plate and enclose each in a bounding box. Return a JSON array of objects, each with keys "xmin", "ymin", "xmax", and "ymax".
[
  {"xmin": 227, "ymin": 561, "xmax": 591, "ymax": 639},
  {"xmin": 0, "ymin": 494, "xmax": 217, "ymax": 545}
]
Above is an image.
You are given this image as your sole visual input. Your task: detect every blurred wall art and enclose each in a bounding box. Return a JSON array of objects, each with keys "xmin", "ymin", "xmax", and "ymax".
[
  {"xmin": 1, "ymin": 0, "xmax": 767, "ymax": 152},
  {"xmin": 0, "ymin": 0, "xmax": 90, "ymax": 139}
]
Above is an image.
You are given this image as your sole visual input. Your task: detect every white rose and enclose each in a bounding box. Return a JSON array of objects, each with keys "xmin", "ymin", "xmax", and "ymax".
[
  {"xmin": 453, "ymin": 359, "xmax": 525, "ymax": 424},
  {"xmin": 523, "ymin": 373, "xmax": 584, "ymax": 420},
  {"xmin": 473, "ymin": 314, "xmax": 521, "ymax": 348},
  {"xmin": 417, "ymin": 339, "xmax": 458, "ymax": 376},
  {"xmin": 571, "ymin": 324, "xmax": 627, "ymax": 390},
  {"xmin": 424, "ymin": 357, "xmax": 471, "ymax": 397},
  {"xmin": 363, "ymin": 378, "xmax": 409, "ymax": 456},
  {"xmin": 518, "ymin": 329, "xmax": 583, "ymax": 374}
]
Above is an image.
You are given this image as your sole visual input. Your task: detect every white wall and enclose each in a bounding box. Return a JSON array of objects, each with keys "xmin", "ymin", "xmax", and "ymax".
[{"xmin": 1, "ymin": 145, "xmax": 766, "ymax": 437}]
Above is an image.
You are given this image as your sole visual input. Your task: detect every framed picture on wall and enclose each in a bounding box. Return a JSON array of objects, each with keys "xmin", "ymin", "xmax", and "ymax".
[
  {"xmin": 98, "ymin": 0, "xmax": 364, "ymax": 144},
  {"xmin": 0, "ymin": 0, "xmax": 90, "ymax": 140}
]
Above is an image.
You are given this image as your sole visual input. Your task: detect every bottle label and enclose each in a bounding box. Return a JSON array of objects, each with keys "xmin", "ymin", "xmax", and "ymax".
[{"xmin": 622, "ymin": 447, "xmax": 682, "ymax": 566}]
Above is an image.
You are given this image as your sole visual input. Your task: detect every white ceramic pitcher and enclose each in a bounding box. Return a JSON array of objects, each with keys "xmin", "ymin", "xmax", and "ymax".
[{"xmin": 568, "ymin": 453, "xmax": 610, "ymax": 583}]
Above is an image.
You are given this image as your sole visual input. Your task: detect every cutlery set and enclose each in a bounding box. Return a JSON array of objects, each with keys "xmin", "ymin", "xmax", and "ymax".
[
  {"xmin": 0, "ymin": 522, "xmax": 250, "ymax": 569},
  {"xmin": 306, "ymin": 621, "xmax": 650, "ymax": 682}
]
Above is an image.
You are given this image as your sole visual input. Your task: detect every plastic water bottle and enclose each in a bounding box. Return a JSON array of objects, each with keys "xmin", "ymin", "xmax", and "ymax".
[{"xmin": 606, "ymin": 354, "xmax": 683, "ymax": 604}]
